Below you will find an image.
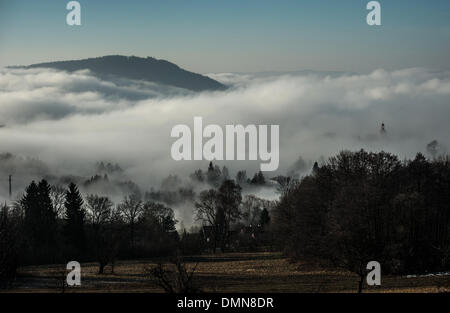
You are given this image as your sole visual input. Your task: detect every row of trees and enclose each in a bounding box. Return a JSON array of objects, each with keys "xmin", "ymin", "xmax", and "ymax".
[
  {"xmin": 190, "ymin": 162, "xmax": 267, "ymax": 187},
  {"xmin": 274, "ymin": 150, "xmax": 450, "ymax": 290},
  {"xmin": 195, "ymin": 180, "xmax": 273, "ymax": 252},
  {"xmin": 6, "ymin": 150, "xmax": 447, "ymax": 289},
  {"xmin": 1, "ymin": 174, "xmax": 275, "ymax": 285},
  {"xmin": 1, "ymin": 180, "xmax": 179, "ymax": 281},
  {"xmin": 144, "ymin": 162, "xmax": 269, "ymax": 207}
]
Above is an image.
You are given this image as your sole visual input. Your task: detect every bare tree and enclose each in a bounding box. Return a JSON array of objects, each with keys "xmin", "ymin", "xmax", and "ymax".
[
  {"xmin": 195, "ymin": 189, "xmax": 220, "ymax": 252},
  {"xmin": 86, "ymin": 194, "xmax": 113, "ymax": 229},
  {"xmin": 0, "ymin": 205, "xmax": 18, "ymax": 288},
  {"xmin": 85, "ymin": 194, "xmax": 116, "ymax": 274},
  {"xmin": 218, "ymin": 180, "xmax": 242, "ymax": 251},
  {"xmin": 195, "ymin": 190, "xmax": 218, "ymax": 226},
  {"xmin": 195, "ymin": 180, "xmax": 242, "ymax": 252},
  {"xmin": 143, "ymin": 201, "xmax": 177, "ymax": 233},
  {"xmin": 272, "ymin": 175, "xmax": 299, "ymax": 197},
  {"xmin": 241, "ymin": 195, "xmax": 263, "ymax": 226},
  {"xmin": 50, "ymin": 185, "xmax": 67, "ymax": 218},
  {"xmin": 147, "ymin": 255, "xmax": 200, "ymax": 293},
  {"xmin": 118, "ymin": 194, "xmax": 143, "ymax": 253}
]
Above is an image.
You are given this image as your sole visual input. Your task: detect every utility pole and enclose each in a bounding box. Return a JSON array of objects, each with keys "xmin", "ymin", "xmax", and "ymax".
[{"xmin": 8, "ymin": 175, "xmax": 12, "ymax": 199}]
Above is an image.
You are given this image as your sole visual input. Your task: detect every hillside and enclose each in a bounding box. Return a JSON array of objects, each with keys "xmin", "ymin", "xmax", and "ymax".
[{"xmin": 17, "ymin": 55, "xmax": 226, "ymax": 92}]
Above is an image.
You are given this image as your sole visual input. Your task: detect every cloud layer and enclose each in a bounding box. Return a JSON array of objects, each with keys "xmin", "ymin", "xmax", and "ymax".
[{"xmin": 0, "ymin": 67, "xmax": 449, "ymax": 201}]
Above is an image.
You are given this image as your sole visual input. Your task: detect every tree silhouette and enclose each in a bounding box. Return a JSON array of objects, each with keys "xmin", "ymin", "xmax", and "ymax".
[
  {"xmin": 85, "ymin": 194, "xmax": 115, "ymax": 274},
  {"xmin": 143, "ymin": 202, "xmax": 177, "ymax": 233},
  {"xmin": 21, "ymin": 180, "xmax": 57, "ymax": 264},
  {"xmin": 236, "ymin": 170, "xmax": 248, "ymax": 186},
  {"xmin": 274, "ymin": 149, "xmax": 450, "ymax": 291},
  {"xmin": 260, "ymin": 208, "xmax": 271, "ymax": 227},
  {"xmin": 0, "ymin": 204, "xmax": 18, "ymax": 287},
  {"xmin": 63, "ymin": 183, "xmax": 86, "ymax": 259},
  {"xmin": 218, "ymin": 180, "xmax": 242, "ymax": 251},
  {"xmin": 250, "ymin": 171, "xmax": 266, "ymax": 185},
  {"xmin": 207, "ymin": 162, "xmax": 222, "ymax": 187},
  {"xmin": 118, "ymin": 194, "xmax": 143, "ymax": 254}
]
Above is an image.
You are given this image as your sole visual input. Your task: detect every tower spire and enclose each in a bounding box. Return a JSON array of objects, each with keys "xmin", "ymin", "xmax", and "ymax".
[
  {"xmin": 8, "ymin": 175, "xmax": 12, "ymax": 199},
  {"xmin": 380, "ymin": 122, "xmax": 386, "ymax": 135}
]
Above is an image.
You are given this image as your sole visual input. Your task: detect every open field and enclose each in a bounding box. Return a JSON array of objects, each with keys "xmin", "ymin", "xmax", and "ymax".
[{"xmin": 3, "ymin": 252, "xmax": 449, "ymax": 293}]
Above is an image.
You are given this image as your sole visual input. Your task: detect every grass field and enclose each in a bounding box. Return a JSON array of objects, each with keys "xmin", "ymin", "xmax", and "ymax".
[{"xmin": 4, "ymin": 252, "xmax": 449, "ymax": 293}]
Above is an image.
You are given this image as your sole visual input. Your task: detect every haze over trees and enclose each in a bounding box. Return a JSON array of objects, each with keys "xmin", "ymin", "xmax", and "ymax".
[{"xmin": 0, "ymin": 151, "xmax": 449, "ymax": 291}]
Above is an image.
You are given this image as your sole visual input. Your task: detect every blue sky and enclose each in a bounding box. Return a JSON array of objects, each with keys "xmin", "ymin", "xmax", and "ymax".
[{"xmin": 1, "ymin": 0, "xmax": 449, "ymax": 73}]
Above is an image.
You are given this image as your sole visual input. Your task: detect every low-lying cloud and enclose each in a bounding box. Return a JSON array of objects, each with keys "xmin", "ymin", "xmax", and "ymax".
[{"xmin": 0, "ymin": 66, "xmax": 449, "ymax": 205}]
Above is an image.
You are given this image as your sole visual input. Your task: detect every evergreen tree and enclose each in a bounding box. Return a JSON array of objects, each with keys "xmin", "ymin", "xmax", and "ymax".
[
  {"xmin": 259, "ymin": 207, "xmax": 271, "ymax": 227},
  {"xmin": 37, "ymin": 180, "xmax": 57, "ymax": 247},
  {"xmin": 207, "ymin": 161, "xmax": 222, "ymax": 186},
  {"xmin": 251, "ymin": 171, "xmax": 266, "ymax": 185},
  {"xmin": 22, "ymin": 181, "xmax": 40, "ymax": 241},
  {"xmin": 21, "ymin": 180, "xmax": 57, "ymax": 263},
  {"xmin": 190, "ymin": 169, "xmax": 204, "ymax": 182},
  {"xmin": 236, "ymin": 170, "xmax": 247, "ymax": 186},
  {"xmin": 312, "ymin": 162, "xmax": 319, "ymax": 175},
  {"xmin": 222, "ymin": 166, "xmax": 230, "ymax": 181},
  {"xmin": 64, "ymin": 183, "xmax": 86, "ymax": 259}
]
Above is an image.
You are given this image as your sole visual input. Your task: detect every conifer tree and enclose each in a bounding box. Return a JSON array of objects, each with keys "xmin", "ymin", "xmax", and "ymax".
[
  {"xmin": 21, "ymin": 180, "xmax": 57, "ymax": 263},
  {"xmin": 64, "ymin": 183, "xmax": 86, "ymax": 258}
]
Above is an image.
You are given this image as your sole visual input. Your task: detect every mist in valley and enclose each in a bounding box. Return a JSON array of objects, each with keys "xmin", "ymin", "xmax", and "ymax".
[{"xmin": 0, "ymin": 66, "xmax": 449, "ymax": 228}]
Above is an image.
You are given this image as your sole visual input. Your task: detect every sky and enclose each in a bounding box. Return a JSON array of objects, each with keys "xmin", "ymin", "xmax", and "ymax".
[{"xmin": 1, "ymin": 0, "xmax": 450, "ymax": 73}]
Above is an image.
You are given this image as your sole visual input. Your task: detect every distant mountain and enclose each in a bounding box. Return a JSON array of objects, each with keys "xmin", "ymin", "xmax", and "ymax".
[{"xmin": 15, "ymin": 55, "xmax": 226, "ymax": 92}]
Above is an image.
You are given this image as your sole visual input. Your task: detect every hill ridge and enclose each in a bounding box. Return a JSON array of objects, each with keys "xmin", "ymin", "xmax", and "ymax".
[{"xmin": 13, "ymin": 55, "xmax": 226, "ymax": 92}]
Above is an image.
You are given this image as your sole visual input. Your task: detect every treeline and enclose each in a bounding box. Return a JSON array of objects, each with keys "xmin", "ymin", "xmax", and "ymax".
[
  {"xmin": 190, "ymin": 161, "xmax": 266, "ymax": 187},
  {"xmin": 0, "ymin": 181, "xmax": 179, "ymax": 285},
  {"xmin": 0, "ymin": 172, "xmax": 275, "ymax": 286},
  {"xmin": 4, "ymin": 150, "xmax": 447, "ymax": 288},
  {"xmin": 274, "ymin": 150, "xmax": 450, "ymax": 283},
  {"xmin": 194, "ymin": 180, "xmax": 273, "ymax": 253},
  {"xmin": 145, "ymin": 161, "xmax": 268, "ymax": 205}
]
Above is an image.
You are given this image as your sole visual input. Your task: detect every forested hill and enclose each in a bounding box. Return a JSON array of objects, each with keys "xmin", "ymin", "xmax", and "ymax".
[{"xmin": 16, "ymin": 55, "xmax": 226, "ymax": 92}]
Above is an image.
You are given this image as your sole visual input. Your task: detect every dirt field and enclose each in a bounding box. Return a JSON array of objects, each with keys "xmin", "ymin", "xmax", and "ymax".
[{"xmin": 4, "ymin": 252, "xmax": 449, "ymax": 293}]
